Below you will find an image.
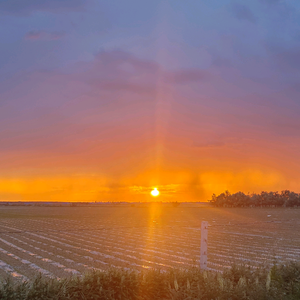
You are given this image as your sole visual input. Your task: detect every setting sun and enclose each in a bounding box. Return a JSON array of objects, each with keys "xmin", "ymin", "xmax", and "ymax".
[{"xmin": 150, "ymin": 188, "xmax": 159, "ymax": 197}]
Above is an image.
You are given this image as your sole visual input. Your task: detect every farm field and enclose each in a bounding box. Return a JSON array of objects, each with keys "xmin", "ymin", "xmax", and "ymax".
[{"xmin": 0, "ymin": 204, "xmax": 299, "ymax": 281}]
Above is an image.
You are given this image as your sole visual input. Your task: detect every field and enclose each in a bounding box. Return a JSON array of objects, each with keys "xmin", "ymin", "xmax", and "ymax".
[{"xmin": 0, "ymin": 204, "xmax": 300, "ymax": 282}]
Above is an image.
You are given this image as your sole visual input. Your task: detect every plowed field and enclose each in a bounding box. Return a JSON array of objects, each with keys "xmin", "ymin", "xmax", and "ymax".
[{"xmin": 0, "ymin": 204, "xmax": 299, "ymax": 281}]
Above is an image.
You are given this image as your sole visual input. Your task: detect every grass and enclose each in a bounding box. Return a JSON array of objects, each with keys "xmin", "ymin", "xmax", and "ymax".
[{"xmin": 1, "ymin": 263, "xmax": 300, "ymax": 300}]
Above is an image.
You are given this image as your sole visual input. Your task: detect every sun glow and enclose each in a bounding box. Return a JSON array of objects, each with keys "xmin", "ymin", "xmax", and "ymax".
[{"xmin": 150, "ymin": 188, "xmax": 159, "ymax": 197}]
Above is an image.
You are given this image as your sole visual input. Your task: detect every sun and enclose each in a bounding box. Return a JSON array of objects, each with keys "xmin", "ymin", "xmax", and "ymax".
[{"xmin": 150, "ymin": 188, "xmax": 159, "ymax": 197}]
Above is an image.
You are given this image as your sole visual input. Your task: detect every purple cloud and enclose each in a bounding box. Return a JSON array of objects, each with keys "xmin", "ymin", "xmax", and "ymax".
[
  {"xmin": 24, "ymin": 30, "xmax": 66, "ymax": 41},
  {"xmin": 163, "ymin": 69, "xmax": 209, "ymax": 84},
  {"xmin": 265, "ymin": 43, "xmax": 300, "ymax": 72},
  {"xmin": 276, "ymin": 48, "xmax": 300, "ymax": 71},
  {"xmin": 0, "ymin": 50, "xmax": 214, "ymax": 159},
  {"xmin": 76, "ymin": 50, "xmax": 209, "ymax": 92},
  {"xmin": 24, "ymin": 30, "xmax": 43, "ymax": 40},
  {"xmin": 231, "ymin": 3, "xmax": 256, "ymax": 23},
  {"xmin": 78, "ymin": 50, "xmax": 160, "ymax": 94},
  {"xmin": 93, "ymin": 50, "xmax": 159, "ymax": 74},
  {"xmin": 260, "ymin": 0, "xmax": 280, "ymax": 4},
  {"xmin": 0, "ymin": 0, "xmax": 85, "ymax": 15},
  {"xmin": 95, "ymin": 81, "xmax": 156, "ymax": 95}
]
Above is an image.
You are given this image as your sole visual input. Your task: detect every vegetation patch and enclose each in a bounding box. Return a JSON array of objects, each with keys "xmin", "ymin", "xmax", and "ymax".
[
  {"xmin": 1, "ymin": 263, "xmax": 300, "ymax": 300},
  {"xmin": 209, "ymin": 190, "xmax": 300, "ymax": 207}
]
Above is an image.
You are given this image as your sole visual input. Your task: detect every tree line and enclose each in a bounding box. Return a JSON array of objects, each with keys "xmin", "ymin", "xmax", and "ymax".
[{"xmin": 209, "ymin": 190, "xmax": 300, "ymax": 207}]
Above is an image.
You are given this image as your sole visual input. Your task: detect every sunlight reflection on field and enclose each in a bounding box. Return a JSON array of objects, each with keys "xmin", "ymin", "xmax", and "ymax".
[{"xmin": 0, "ymin": 205, "xmax": 299, "ymax": 281}]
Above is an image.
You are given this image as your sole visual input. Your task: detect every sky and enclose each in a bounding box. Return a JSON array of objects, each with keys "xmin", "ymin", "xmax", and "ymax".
[{"xmin": 1, "ymin": 0, "xmax": 300, "ymax": 202}]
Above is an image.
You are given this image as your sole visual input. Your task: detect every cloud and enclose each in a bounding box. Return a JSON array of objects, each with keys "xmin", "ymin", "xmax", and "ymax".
[
  {"xmin": 276, "ymin": 48, "xmax": 300, "ymax": 71},
  {"xmin": 93, "ymin": 50, "xmax": 159, "ymax": 75},
  {"xmin": 0, "ymin": 48, "xmax": 216, "ymax": 178},
  {"xmin": 0, "ymin": 51, "xmax": 162, "ymax": 163},
  {"xmin": 211, "ymin": 57, "xmax": 233, "ymax": 68},
  {"xmin": 0, "ymin": 0, "xmax": 85, "ymax": 15},
  {"xmin": 231, "ymin": 3, "xmax": 256, "ymax": 23},
  {"xmin": 74, "ymin": 50, "xmax": 209, "ymax": 93},
  {"xmin": 259, "ymin": 0, "xmax": 292, "ymax": 19},
  {"xmin": 265, "ymin": 43, "xmax": 300, "ymax": 72},
  {"xmin": 260, "ymin": 0, "xmax": 280, "ymax": 4},
  {"xmin": 78, "ymin": 50, "xmax": 160, "ymax": 95},
  {"xmin": 193, "ymin": 140, "xmax": 225, "ymax": 148},
  {"xmin": 95, "ymin": 81, "xmax": 156, "ymax": 95},
  {"xmin": 192, "ymin": 135, "xmax": 242, "ymax": 148},
  {"xmin": 24, "ymin": 30, "xmax": 43, "ymax": 40},
  {"xmin": 3, "ymin": 48, "xmax": 299, "ymax": 178},
  {"xmin": 24, "ymin": 30, "xmax": 66, "ymax": 41},
  {"xmin": 163, "ymin": 69, "xmax": 209, "ymax": 84}
]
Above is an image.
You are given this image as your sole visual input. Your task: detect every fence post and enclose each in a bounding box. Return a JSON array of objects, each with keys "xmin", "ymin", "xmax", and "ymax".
[{"xmin": 200, "ymin": 221, "xmax": 208, "ymax": 270}]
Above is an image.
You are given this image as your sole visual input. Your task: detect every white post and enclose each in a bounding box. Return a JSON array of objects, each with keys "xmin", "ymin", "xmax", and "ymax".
[{"xmin": 200, "ymin": 221, "xmax": 208, "ymax": 270}]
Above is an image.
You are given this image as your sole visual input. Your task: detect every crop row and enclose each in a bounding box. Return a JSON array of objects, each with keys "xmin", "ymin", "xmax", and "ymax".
[{"xmin": 0, "ymin": 219, "xmax": 299, "ymax": 281}]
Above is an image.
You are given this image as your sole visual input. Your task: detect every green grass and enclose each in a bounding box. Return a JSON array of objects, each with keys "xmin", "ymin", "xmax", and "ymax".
[{"xmin": 1, "ymin": 263, "xmax": 300, "ymax": 300}]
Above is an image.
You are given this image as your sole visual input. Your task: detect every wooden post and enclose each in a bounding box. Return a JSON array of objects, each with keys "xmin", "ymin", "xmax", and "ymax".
[{"xmin": 200, "ymin": 221, "xmax": 208, "ymax": 270}]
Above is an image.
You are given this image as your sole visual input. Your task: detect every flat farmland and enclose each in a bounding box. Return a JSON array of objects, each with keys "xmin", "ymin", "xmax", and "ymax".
[{"xmin": 0, "ymin": 204, "xmax": 300, "ymax": 281}]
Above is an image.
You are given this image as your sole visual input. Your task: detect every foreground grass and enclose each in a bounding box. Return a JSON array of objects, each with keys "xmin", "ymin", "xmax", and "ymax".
[{"xmin": 1, "ymin": 263, "xmax": 300, "ymax": 300}]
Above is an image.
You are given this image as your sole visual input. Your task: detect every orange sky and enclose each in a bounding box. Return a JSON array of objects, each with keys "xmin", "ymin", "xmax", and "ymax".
[{"xmin": 1, "ymin": 133, "xmax": 299, "ymax": 201}]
